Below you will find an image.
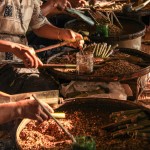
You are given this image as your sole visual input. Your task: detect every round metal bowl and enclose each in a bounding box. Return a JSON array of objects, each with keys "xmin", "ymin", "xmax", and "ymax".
[
  {"xmin": 45, "ymin": 48, "xmax": 150, "ymax": 82},
  {"xmin": 65, "ymin": 16, "xmax": 146, "ymax": 50}
]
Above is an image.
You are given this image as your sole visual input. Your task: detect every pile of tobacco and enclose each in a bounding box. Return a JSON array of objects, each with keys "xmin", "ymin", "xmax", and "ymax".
[
  {"xmin": 66, "ymin": 19, "xmax": 122, "ymax": 37},
  {"xmin": 19, "ymin": 108, "xmax": 150, "ymax": 150},
  {"xmin": 93, "ymin": 59, "xmax": 141, "ymax": 76},
  {"xmin": 48, "ymin": 47, "xmax": 144, "ymax": 77}
]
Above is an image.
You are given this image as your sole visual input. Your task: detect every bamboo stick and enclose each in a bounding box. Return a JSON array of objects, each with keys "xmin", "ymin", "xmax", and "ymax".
[
  {"xmin": 36, "ymin": 41, "xmax": 69, "ymax": 53},
  {"xmin": 13, "ymin": 63, "xmax": 102, "ymax": 69},
  {"xmin": 112, "ymin": 12, "xmax": 123, "ymax": 29}
]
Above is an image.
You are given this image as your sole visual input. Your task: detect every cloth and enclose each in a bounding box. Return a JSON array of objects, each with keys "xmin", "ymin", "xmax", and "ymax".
[
  {"xmin": 0, "ymin": 0, "xmax": 49, "ymax": 40},
  {"xmin": 0, "ymin": 0, "xmax": 50, "ymax": 60},
  {"xmin": 60, "ymin": 81, "xmax": 127, "ymax": 100},
  {"xmin": 0, "ymin": 64, "xmax": 58, "ymax": 94}
]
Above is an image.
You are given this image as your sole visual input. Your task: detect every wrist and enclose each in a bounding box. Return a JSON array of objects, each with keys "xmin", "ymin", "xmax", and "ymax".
[
  {"xmin": 58, "ymin": 29, "xmax": 71, "ymax": 41},
  {"xmin": 15, "ymin": 101, "xmax": 24, "ymax": 119},
  {"xmin": 11, "ymin": 43, "xmax": 21, "ymax": 53},
  {"xmin": 57, "ymin": 29, "xmax": 65, "ymax": 41}
]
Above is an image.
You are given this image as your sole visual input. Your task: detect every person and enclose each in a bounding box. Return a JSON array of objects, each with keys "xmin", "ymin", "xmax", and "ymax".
[
  {"xmin": 0, "ymin": 0, "xmax": 84, "ymax": 94},
  {"xmin": 0, "ymin": 39, "xmax": 54, "ymax": 125},
  {"xmin": 27, "ymin": 0, "xmax": 87, "ymax": 48},
  {"xmin": 41, "ymin": 0, "xmax": 88, "ymax": 17},
  {"xmin": 0, "ymin": 39, "xmax": 43, "ymax": 68}
]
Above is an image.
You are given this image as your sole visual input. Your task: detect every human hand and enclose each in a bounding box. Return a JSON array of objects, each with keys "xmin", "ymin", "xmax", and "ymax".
[
  {"xmin": 59, "ymin": 29, "xmax": 84, "ymax": 49},
  {"xmin": 12, "ymin": 43, "xmax": 43, "ymax": 68},
  {"xmin": 17, "ymin": 99, "xmax": 54, "ymax": 122}
]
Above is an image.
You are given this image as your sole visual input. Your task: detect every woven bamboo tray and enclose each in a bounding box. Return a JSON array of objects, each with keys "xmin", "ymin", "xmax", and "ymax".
[{"xmin": 16, "ymin": 98, "xmax": 150, "ymax": 149}]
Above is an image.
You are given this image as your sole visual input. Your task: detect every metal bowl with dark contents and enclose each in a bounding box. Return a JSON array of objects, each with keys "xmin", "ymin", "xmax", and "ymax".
[{"xmin": 45, "ymin": 47, "xmax": 150, "ymax": 82}]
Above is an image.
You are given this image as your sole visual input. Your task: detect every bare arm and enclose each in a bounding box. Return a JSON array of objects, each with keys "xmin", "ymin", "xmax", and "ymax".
[
  {"xmin": 33, "ymin": 24, "xmax": 84, "ymax": 49},
  {"xmin": 0, "ymin": 99, "xmax": 54, "ymax": 124},
  {"xmin": 41, "ymin": 0, "xmax": 71, "ymax": 17},
  {"xmin": 0, "ymin": 40, "xmax": 43, "ymax": 68}
]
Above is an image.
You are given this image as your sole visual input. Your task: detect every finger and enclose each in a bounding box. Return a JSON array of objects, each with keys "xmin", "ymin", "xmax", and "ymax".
[
  {"xmin": 39, "ymin": 109, "xmax": 49, "ymax": 120},
  {"xmin": 78, "ymin": 42, "xmax": 84, "ymax": 50},
  {"xmin": 29, "ymin": 48, "xmax": 39, "ymax": 68},
  {"xmin": 23, "ymin": 58, "xmax": 30, "ymax": 68},
  {"xmin": 25, "ymin": 49, "xmax": 39, "ymax": 68},
  {"xmin": 35, "ymin": 114, "xmax": 44, "ymax": 122},
  {"xmin": 66, "ymin": 1, "xmax": 72, "ymax": 8},
  {"xmin": 75, "ymin": 33, "xmax": 83, "ymax": 41},
  {"xmin": 37, "ymin": 58, "xmax": 43, "ymax": 66},
  {"xmin": 69, "ymin": 31, "xmax": 76, "ymax": 42},
  {"xmin": 24, "ymin": 52, "xmax": 34, "ymax": 67},
  {"xmin": 41, "ymin": 102, "xmax": 54, "ymax": 113}
]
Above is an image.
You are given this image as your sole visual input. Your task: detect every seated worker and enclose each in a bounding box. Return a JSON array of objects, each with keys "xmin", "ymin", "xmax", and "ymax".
[
  {"xmin": 27, "ymin": 0, "xmax": 87, "ymax": 51},
  {"xmin": 0, "ymin": 0, "xmax": 84, "ymax": 94},
  {"xmin": 41, "ymin": 0, "xmax": 88, "ymax": 17},
  {"xmin": 0, "ymin": 40, "xmax": 54, "ymax": 125}
]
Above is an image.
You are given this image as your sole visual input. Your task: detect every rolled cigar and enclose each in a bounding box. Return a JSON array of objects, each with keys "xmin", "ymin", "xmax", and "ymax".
[
  {"xmin": 92, "ymin": 43, "xmax": 97, "ymax": 56},
  {"xmin": 99, "ymin": 43, "xmax": 107, "ymax": 57},
  {"xmin": 97, "ymin": 43, "xmax": 103, "ymax": 56},
  {"xmin": 104, "ymin": 45, "xmax": 112, "ymax": 58},
  {"xmin": 102, "ymin": 112, "xmax": 148, "ymax": 131},
  {"xmin": 96, "ymin": 43, "xmax": 101, "ymax": 56},
  {"xmin": 135, "ymin": 132, "xmax": 150, "ymax": 138},
  {"xmin": 110, "ymin": 109, "xmax": 142, "ymax": 119},
  {"xmin": 138, "ymin": 127, "xmax": 150, "ymax": 133}
]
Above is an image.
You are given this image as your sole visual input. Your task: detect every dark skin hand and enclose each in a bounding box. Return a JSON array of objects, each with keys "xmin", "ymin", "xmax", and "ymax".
[
  {"xmin": 0, "ymin": 97, "xmax": 54, "ymax": 124},
  {"xmin": 0, "ymin": 40, "xmax": 43, "ymax": 68}
]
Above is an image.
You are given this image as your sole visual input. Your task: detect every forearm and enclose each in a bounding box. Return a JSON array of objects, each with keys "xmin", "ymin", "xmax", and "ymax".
[
  {"xmin": 33, "ymin": 24, "xmax": 65, "ymax": 40},
  {"xmin": 0, "ymin": 102, "xmax": 21, "ymax": 124},
  {"xmin": 0, "ymin": 91, "xmax": 10, "ymax": 97},
  {"xmin": 0, "ymin": 40, "xmax": 18, "ymax": 53}
]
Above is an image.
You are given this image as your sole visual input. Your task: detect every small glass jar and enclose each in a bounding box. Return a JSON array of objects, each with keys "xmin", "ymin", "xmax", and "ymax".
[{"xmin": 76, "ymin": 52, "xmax": 93, "ymax": 74}]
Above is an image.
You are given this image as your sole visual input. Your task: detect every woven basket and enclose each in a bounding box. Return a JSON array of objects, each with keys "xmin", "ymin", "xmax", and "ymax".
[
  {"xmin": 16, "ymin": 119, "xmax": 31, "ymax": 150},
  {"xmin": 16, "ymin": 98, "xmax": 150, "ymax": 149}
]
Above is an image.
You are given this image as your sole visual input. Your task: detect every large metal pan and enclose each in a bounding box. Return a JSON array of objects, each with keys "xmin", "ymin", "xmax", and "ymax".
[{"xmin": 45, "ymin": 47, "xmax": 150, "ymax": 82}]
